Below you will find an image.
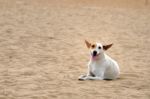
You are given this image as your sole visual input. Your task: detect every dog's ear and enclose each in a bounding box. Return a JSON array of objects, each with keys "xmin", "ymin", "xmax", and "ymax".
[
  {"xmin": 85, "ymin": 40, "xmax": 91, "ymax": 48},
  {"xmin": 103, "ymin": 43, "xmax": 113, "ymax": 50}
]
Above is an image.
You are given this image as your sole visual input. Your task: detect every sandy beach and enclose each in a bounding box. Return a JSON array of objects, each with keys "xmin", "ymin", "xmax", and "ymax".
[{"xmin": 0, "ymin": 0, "xmax": 150, "ymax": 99}]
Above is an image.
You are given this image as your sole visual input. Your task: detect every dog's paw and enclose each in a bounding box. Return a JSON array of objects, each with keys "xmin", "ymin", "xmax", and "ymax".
[
  {"xmin": 78, "ymin": 78, "xmax": 85, "ymax": 81},
  {"xmin": 78, "ymin": 75, "xmax": 86, "ymax": 81}
]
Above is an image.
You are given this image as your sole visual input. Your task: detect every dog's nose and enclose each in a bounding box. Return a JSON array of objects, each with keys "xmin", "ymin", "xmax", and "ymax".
[{"xmin": 93, "ymin": 51, "xmax": 97, "ymax": 56}]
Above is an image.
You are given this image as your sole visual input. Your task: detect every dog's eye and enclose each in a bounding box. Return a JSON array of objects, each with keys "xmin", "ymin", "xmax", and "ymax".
[
  {"xmin": 98, "ymin": 46, "xmax": 101, "ymax": 49},
  {"xmin": 91, "ymin": 45, "xmax": 95, "ymax": 48}
]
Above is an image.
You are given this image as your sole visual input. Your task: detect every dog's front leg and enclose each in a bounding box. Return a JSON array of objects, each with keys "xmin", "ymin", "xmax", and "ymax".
[
  {"xmin": 83, "ymin": 70, "xmax": 105, "ymax": 80},
  {"xmin": 84, "ymin": 76, "xmax": 103, "ymax": 80},
  {"xmin": 78, "ymin": 72, "xmax": 94, "ymax": 81}
]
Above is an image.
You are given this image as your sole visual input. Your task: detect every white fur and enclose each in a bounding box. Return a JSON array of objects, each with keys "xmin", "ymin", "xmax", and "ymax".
[{"xmin": 79, "ymin": 43, "xmax": 120, "ymax": 80}]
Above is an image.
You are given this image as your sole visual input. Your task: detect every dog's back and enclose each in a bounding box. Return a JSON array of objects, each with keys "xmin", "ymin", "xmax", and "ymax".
[{"xmin": 103, "ymin": 54, "xmax": 120, "ymax": 79}]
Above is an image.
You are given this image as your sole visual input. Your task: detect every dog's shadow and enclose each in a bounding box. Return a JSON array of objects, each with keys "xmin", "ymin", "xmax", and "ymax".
[
  {"xmin": 104, "ymin": 77, "xmax": 122, "ymax": 81},
  {"xmin": 78, "ymin": 77, "xmax": 122, "ymax": 81},
  {"xmin": 103, "ymin": 78, "xmax": 113, "ymax": 81}
]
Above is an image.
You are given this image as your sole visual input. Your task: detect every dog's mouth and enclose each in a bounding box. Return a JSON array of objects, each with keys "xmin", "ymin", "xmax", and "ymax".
[{"xmin": 91, "ymin": 53, "xmax": 100, "ymax": 60}]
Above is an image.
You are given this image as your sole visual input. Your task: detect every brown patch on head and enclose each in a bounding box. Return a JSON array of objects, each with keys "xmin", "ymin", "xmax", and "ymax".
[
  {"xmin": 85, "ymin": 40, "xmax": 96, "ymax": 49},
  {"xmin": 91, "ymin": 44, "xmax": 96, "ymax": 49},
  {"xmin": 103, "ymin": 43, "xmax": 113, "ymax": 50}
]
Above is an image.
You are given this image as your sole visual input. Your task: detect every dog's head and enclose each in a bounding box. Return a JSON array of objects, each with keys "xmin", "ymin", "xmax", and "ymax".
[{"xmin": 85, "ymin": 40, "xmax": 113, "ymax": 60}]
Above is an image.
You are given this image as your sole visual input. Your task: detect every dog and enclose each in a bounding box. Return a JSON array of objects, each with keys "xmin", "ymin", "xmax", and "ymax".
[{"xmin": 78, "ymin": 40, "xmax": 120, "ymax": 80}]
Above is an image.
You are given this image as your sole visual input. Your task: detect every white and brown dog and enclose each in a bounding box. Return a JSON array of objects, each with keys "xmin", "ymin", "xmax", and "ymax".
[{"xmin": 78, "ymin": 40, "xmax": 120, "ymax": 80}]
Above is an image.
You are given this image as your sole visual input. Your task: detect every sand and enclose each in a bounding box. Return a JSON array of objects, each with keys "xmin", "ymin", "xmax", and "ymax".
[{"xmin": 0, "ymin": 0, "xmax": 150, "ymax": 99}]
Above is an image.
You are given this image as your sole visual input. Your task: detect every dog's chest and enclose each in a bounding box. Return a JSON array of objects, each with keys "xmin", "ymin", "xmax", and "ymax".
[{"xmin": 90, "ymin": 61, "xmax": 106, "ymax": 76}]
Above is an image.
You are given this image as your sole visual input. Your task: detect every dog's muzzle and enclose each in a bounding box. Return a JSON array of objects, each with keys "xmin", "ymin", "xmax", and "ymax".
[{"xmin": 91, "ymin": 51, "xmax": 100, "ymax": 60}]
